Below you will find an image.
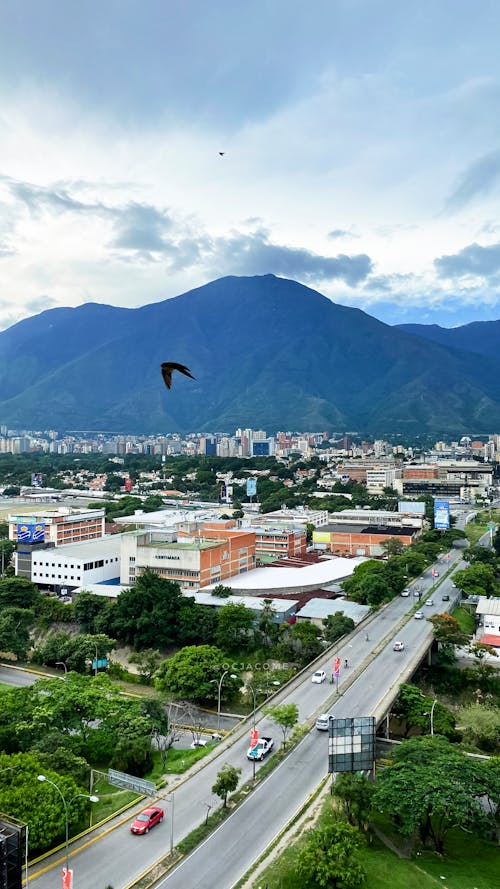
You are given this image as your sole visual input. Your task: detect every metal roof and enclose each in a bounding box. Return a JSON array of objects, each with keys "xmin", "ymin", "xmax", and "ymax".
[{"xmin": 475, "ymin": 596, "xmax": 500, "ymax": 616}]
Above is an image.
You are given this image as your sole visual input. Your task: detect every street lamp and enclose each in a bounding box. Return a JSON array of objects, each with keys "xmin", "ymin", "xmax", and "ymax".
[
  {"xmin": 55, "ymin": 661, "xmax": 67, "ymax": 678},
  {"xmin": 210, "ymin": 671, "xmax": 237, "ymax": 730},
  {"xmin": 423, "ymin": 698, "xmax": 438, "ymax": 736},
  {"xmin": 246, "ymin": 683, "xmax": 257, "ymax": 727},
  {"xmin": 37, "ymin": 775, "xmax": 99, "ymax": 876}
]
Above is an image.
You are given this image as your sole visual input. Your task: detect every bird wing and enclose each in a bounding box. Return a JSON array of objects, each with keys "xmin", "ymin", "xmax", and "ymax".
[
  {"xmin": 168, "ymin": 363, "xmax": 196, "ymax": 381},
  {"xmin": 161, "ymin": 364, "xmax": 173, "ymax": 389},
  {"xmin": 161, "ymin": 362, "xmax": 196, "ymax": 389}
]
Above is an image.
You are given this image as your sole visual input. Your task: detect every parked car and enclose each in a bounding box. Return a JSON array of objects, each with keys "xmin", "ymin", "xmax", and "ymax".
[
  {"xmin": 312, "ymin": 669, "xmax": 327, "ymax": 684},
  {"xmin": 414, "ymin": 611, "xmax": 424, "ymax": 620},
  {"xmin": 190, "ymin": 739, "xmax": 207, "ymax": 748},
  {"xmin": 316, "ymin": 714, "xmax": 330, "ymax": 731},
  {"xmin": 393, "ymin": 641, "xmax": 405, "ymax": 651},
  {"xmin": 130, "ymin": 806, "xmax": 164, "ymax": 835},
  {"xmin": 442, "ymin": 594, "xmax": 450, "ymax": 601}
]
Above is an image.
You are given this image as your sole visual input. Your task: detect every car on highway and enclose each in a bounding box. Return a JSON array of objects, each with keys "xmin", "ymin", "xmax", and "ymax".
[
  {"xmin": 316, "ymin": 713, "xmax": 330, "ymax": 731},
  {"xmin": 130, "ymin": 806, "xmax": 164, "ymax": 835},
  {"xmin": 426, "ymin": 598, "xmax": 434, "ymax": 606},
  {"xmin": 414, "ymin": 611, "xmax": 424, "ymax": 619},
  {"xmin": 400, "ymin": 589, "xmax": 410, "ymax": 597},
  {"xmin": 393, "ymin": 640, "xmax": 405, "ymax": 651},
  {"xmin": 442, "ymin": 594, "xmax": 450, "ymax": 601},
  {"xmin": 312, "ymin": 669, "xmax": 327, "ymax": 684}
]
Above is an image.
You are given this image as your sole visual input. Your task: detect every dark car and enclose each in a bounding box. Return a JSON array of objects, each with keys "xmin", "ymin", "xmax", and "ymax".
[
  {"xmin": 130, "ymin": 806, "xmax": 164, "ymax": 835},
  {"xmin": 442, "ymin": 594, "xmax": 450, "ymax": 601}
]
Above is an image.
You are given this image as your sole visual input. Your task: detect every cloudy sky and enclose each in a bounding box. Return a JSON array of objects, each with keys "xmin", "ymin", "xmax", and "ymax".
[{"xmin": 1, "ymin": 0, "xmax": 500, "ymax": 331}]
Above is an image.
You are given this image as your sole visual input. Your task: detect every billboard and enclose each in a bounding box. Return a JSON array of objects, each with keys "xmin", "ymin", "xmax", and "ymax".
[
  {"xmin": 0, "ymin": 815, "xmax": 26, "ymax": 889},
  {"xmin": 328, "ymin": 716, "xmax": 375, "ymax": 773},
  {"xmin": 398, "ymin": 501, "xmax": 425, "ymax": 515},
  {"xmin": 16, "ymin": 522, "xmax": 46, "ymax": 543},
  {"xmin": 246, "ymin": 478, "xmax": 257, "ymax": 497},
  {"xmin": 434, "ymin": 500, "xmax": 450, "ymax": 530},
  {"xmin": 312, "ymin": 531, "xmax": 331, "ymax": 544}
]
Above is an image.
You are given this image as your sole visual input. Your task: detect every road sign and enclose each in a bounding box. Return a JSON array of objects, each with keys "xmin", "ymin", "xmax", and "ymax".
[
  {"xmin": 108, "ymin": 769, "xmax": 156, "ymax": 796},
  {"xmin": 487, "ymin": 523, "xmax": 496, "ymax": 531}
]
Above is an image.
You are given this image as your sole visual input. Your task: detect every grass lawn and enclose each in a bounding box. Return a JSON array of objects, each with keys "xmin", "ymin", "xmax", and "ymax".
[
  {"xmin": 452, "ymin": 605, "xmax": 476, "ymax": 634},
  {"xmin": 251, "ymin": 809, "xmax": 499, "ymax": 889},
  {"xmin": 159, "ymin": 745, "xmax": 216, "ymax": 775}
]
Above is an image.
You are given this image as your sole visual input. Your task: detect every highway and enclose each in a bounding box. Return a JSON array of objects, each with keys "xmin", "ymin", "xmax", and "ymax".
[{"xmin": 28, "ymin": 549, "xmax": 464, "ymax": 889}]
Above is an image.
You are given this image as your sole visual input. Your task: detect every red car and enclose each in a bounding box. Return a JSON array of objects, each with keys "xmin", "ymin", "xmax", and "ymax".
[{"xmin": 130, "ymin": 806, "xmax": 164, "ymax": 835}]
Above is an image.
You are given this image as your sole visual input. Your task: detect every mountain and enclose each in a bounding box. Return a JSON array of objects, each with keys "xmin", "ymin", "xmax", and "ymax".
[
  {"xmin": 1, "ymin": 274, "xmax": 500, "ymax": 436},
  {"xmin": 397, "ymin": 320, "xmax": 500, "ymax": 361}
]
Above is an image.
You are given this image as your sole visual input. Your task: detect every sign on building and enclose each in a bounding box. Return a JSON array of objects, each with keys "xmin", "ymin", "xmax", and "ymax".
[
  {"xmin": 328, "ymin": 716, "xmax": 376, "ymax": 773},
  {"xmin": 16, "ymin": 522, "xmax": 46, "ymax": 543}
]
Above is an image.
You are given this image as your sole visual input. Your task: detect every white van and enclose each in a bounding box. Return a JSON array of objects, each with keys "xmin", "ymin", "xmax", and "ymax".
[{"xmin": 316, "ymin": 714, "xmax": 330, "ymax": 731}]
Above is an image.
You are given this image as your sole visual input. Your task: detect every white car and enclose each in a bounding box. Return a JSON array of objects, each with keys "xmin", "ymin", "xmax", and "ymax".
[
  {"xmin": 426, "ymin": 598, "xmax": 434, "ymax": 606},
  {"xmin": 393, "ymin": 640, "xmax": 405, "ymax": 651},
  {"xmin": 316, "ymin": 714, "xmax": 330, "ymax": 731},
  {"xmin": 400, "ymin": 589, "xmax": 410, "ymax": 597},
  {"xmin": 414, "ymin": 611, "xmax": 424, "ymax": 620},
  {"xmin": 312, "ymin": 670, "xmax": 327, "ymax": 684}
]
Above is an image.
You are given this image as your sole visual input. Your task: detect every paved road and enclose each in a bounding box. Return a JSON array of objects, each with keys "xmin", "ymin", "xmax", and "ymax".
[
  {"xmin": 0, "ymin": 665, "xmax": 43, "ymax": 687},
  {"xmin": 28, "ymin": 551, "xmax": 462, "ymax": 889}
]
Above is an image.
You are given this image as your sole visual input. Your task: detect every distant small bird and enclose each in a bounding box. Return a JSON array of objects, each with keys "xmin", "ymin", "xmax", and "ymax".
[
  {"xmin": 219, "ymin": 151, "xmax": 225, "ymax": 156},
  {"xmin": 161, "ymin": 362, "xmax": 196, "ymax": 390}
]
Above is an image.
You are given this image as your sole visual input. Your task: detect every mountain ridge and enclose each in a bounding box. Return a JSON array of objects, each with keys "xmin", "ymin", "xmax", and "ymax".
[{"xmin": 2, "ymin": 274, "xmax": 500, "ymax": 435}]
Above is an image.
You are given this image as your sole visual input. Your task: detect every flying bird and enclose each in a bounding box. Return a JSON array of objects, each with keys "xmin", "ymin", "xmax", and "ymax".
[
  {"xmin": 219, "ymin": 151, "xmax": 225, "ymax": 156},
  {"xmin": 161, "ymin": 362, "xmax": 196, "ymax": 390}
]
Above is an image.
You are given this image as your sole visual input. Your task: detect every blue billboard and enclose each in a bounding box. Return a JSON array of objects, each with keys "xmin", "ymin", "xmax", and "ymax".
[
  {"xmin": 16, "ymin": 522, "xmax": 46, "ymax": 543},
  {"xmin": 433, "ymin": 500, "xmax": 450, "ymax": 530},
  {"xmin": 246, "ymin": 478, "xmax": 257, "ymax": 497}
]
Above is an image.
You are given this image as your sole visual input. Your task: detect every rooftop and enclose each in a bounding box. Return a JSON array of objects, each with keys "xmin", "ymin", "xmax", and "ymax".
[
  {"xmin": 32, "ymin": 535, "xmax": 120, "ymax": 560},
  {"xmin": 296, "ymin": 597, "xmax": 371, "ymax": 623},
  {"xmin": 204, "ymin": 556, "xmax": 363, "ymax": 595},
  {"xmin": 475, "ymin": 597, "xmax": 500, "ymax": 617}
]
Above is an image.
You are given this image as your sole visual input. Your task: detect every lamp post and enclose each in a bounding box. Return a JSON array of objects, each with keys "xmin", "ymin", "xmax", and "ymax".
[
  {"xmin": 210, "ymin": 671, "xmax": 236, "ymax": 731},
  {"xmin": 55, "ymin": 661, "xmax": 67, "ymax": 678},
  {"xmin": 429, "ymin": 698, "xmax": 437, "ymax": 736},
  {"xmin": 246, "ymin": 683, "xmax": 257, "ymax": 728},
  {"xmin": 37, "ymin": 775, "xmax": 98, "ymax": 878}
]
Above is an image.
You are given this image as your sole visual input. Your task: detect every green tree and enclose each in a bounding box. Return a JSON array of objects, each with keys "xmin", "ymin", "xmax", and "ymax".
[
  {"xmin": 0, "ymin": 606, "xmax": 33, "ymax": 658},
  {"xmin": 109, "ymin": 569, "xmax": 186, "ymax": 649},
  {"xmin": 464, "ymin": 545, "xmax": 498, "ymax": 566},
  {"xmin": 0, "ymin": 752, "xmax": 89, "ymax": 853},
  {"xmin": 73, "ymin": 591, "xmax": 109, "ymax": 632},
  {"xmin": 429, "ymin": 613, "xmax": 470, "ymax": 647},
  {"xmin": 453, "ymin": 562, "xmax": 497, "ymax": 598},
  {"xmin": 379, "ymin": 537, "xmax": 405, "ymax": 556},
  {"xmin": 258, "ymin": 599, "xmax": 278, "ymax": 647},
  {"xmin": 128, "ymin": 649, "xmax": 163, "ymax": 683},
  {"xmin": 323, "ymin": 612, "xmax": 355, "ymax": 643},
  {"xmin": 458, "ymin": 703, "xmax": 500, "ymax": 752},
  {"xmin": 263, "ymin": 703, "xmax": 299, "ymax": 747},
  {"xmin": 373, "ymin": 736, "xmax": 498, "ymax": 853},
  {"xmin": 211, "ymin": 763, "xmax": 241, "ymax": 808},
  {"xmin": 332, "ymin": 773, "xmax": 374, "ymax": 829},
  {"xmin": 297, "ymin": 815, "xmax": 366, "ymax": 889},
  {"xmin": 155, "ymin": 645, "xmax": 239, "ymax": 702},
  {"xmin": 215, "ymin": 602, "xmax": 254, "ymax": 652},
  {"xmin": 0, "ymin": 576, "xmax": 40, "ymax": 609},
  {"xmin": 211, "ymin": 584, "xmax": 233, "ymax": 598},
  {"xmin": 392, "ymin": 684, "xmax": 457, "ymax": 739}
]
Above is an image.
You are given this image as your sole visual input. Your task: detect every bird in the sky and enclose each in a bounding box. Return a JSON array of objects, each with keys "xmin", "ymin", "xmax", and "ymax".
[
  {"xmin": 161, "ymin": 362, "xmax": 196, "ymax": 390},
  {"xmin": 219, "ymin": 151, "xmax": 225, "ymax": 156}
]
